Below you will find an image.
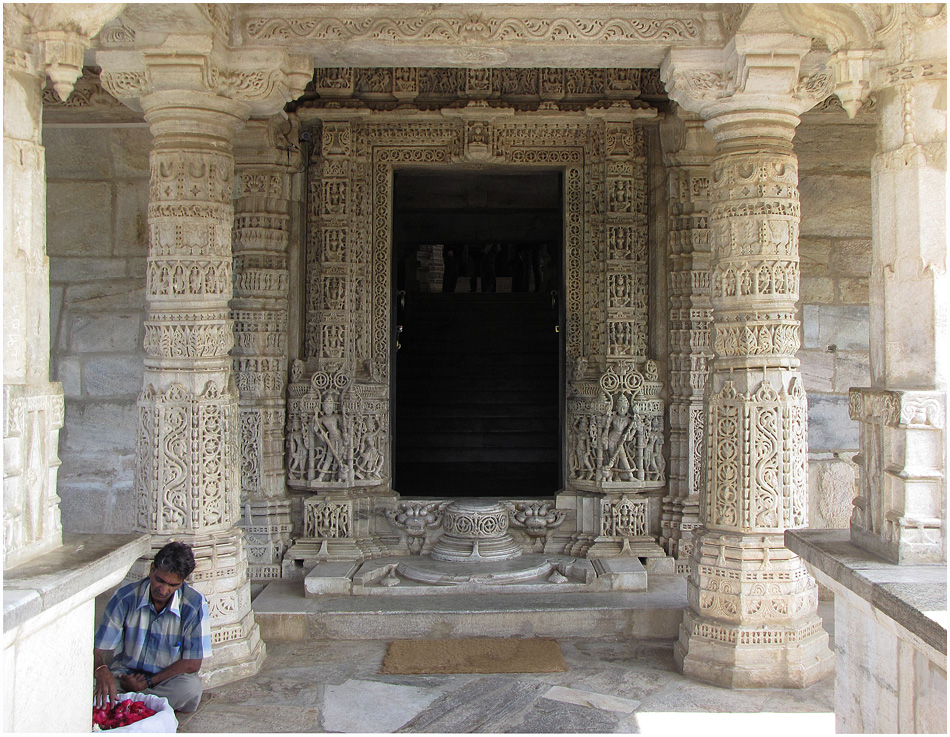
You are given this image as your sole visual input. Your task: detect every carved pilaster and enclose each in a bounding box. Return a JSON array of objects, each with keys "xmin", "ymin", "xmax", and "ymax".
[
  {"xmin": 859, "ymin": 6, "xmax": 947, "ymax": 564},
  {"xmin": 231, "ymin": 114, "xmax": 299, "ymax": 580},
  {"xmin": 3, "ymin": 6, "xmax": 75, "ymax": 568},
  {"xmin": 662, "ymin": 34, "xmax": 834, "ymax": 688},
  {"xmin": 660, "ymin": 108, "xmax": 715, "ymax": 570},
  {"xmin": 784, "ymin": 4, "xmax": 948, "ymax": 564}
]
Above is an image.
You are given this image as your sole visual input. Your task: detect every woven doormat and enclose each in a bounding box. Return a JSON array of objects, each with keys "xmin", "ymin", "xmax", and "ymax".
[{"xmin": 380, "ymin": 637, "xmax": 567, "ymax": 675}]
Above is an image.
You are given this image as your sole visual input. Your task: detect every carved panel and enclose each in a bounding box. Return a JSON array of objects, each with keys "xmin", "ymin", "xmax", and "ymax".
[
  {"xmin": 704, "ymin": 377, "xmax": 808, "ymax": 532},
  {"xmin": 567, "ymin": 360, "xmax": 665, "ymax": 492},
  {"xmin": 296, "ymin": 101, "xmax": 663, "ymax": 500}
]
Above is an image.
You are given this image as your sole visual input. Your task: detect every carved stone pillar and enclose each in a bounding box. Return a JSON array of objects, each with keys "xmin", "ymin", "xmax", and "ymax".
[
  {"xmin": 3, "ymin": 4, "xmax": 120, "ymax": 569},
  {"xmin": 663, "ymin": 34, "xmax": 834, "ymax": 687},
  {"xmin": 232, "ymin": 116, "xmax": 299, "ymax": 581},
  {"xmin": 659, "ymin": 108, "xmax": 715, "ymax": 571},
  {"xmin": 850, "ymin": 8, "xmax": 947, "ymax": 564},
  {"xmin": 98, "ymin": 18, "xmax": 309, "ymax": 682},
  {"xmin": 136, "ymin": 88, "xmax": 268, "ymax": 684}
]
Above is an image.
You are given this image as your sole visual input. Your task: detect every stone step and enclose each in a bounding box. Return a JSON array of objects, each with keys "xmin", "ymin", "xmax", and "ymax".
[{"xmin": 252, "ymin": 577, "xmax": 687, "ymax": 641}]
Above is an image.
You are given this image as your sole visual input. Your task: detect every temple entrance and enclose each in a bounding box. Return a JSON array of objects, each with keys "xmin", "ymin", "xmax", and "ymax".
[{"xmin": 392, "ymin": 170, "xmax": 563, "ymax": 497}]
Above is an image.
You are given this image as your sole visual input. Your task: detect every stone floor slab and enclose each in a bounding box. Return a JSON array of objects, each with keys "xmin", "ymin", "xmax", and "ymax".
[{"xmin": 323, "ymin": 679, "xmax": 444, "ymax": 732}]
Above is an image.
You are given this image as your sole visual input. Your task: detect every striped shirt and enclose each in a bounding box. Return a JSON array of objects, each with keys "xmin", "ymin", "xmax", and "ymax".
[{"xmin": 94, "ymin": 577, "xmax": 212, "ymax": 674}]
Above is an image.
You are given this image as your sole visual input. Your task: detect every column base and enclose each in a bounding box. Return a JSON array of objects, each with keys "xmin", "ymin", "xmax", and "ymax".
[
  {"xmin": 674, "ymin": 607, "xmax": 833, "ymax": 688},
  {"xmin": 674, "ymin": 528, "xmax": 834, "ymax": 688},
  {"xmin": 201, "ymin": 608, "xmax": 267, "ymax": 688}
]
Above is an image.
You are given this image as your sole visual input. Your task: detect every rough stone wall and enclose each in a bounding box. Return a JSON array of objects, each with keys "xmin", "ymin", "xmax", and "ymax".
[
  {"xmin": 45, "ymin": 125, "xmax": 150, "ymax": 533},
  {"xmin": 795, "ymin": 106, "xmax": 876, "ymax": 529}
]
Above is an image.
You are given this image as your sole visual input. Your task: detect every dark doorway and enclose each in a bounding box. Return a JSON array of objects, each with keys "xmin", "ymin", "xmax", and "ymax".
[{"xmin": 392, "ymin": 170, "xmax": 563, "ymax": 497}]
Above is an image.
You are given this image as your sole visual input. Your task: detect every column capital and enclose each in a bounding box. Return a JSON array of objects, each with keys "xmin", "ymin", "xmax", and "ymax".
[
  {"xmin": 4, "ymin": 4, "xmax": 124, "ymax": 98},
  {"xmin": 661, "ymin": 34, "xmax": 830, "ymax": 148},
  {"xmin": 781, "ymin": 3, "xmax": 947, "ymax": 118},
  {"xmin": 96, "ymin": 44, "xmax": 311, "ymax": 118}
]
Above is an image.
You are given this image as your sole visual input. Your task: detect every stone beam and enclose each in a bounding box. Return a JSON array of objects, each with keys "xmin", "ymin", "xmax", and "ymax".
[
  {"xmin": 661, "ymin": 33, "xmax": 835, "ymax": 688},
  {"xmin": 231, "ymin": 3, "xmax": 733, "ymax": 69}
]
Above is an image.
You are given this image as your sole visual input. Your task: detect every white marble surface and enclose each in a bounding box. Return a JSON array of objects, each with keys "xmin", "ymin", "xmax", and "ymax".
[{"xmin": 178, "ymin": 601, "xmax": 837, "ymax": 734}]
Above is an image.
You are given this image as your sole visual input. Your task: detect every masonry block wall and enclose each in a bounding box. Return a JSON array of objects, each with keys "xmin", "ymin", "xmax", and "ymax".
[
  {"xmin": 796, "ymin": 106, "xmax": 876, "ymax": 530},
  {"xmin": 46, "ymin": 125, "xmax": 150, "ymax": 533},
  {"xmin": 46, "ymin": 110, "xmax": 872, "ymax": 538}
]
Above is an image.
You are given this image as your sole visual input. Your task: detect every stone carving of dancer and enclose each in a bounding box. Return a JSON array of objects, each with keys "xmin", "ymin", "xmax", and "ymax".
[
  {"xmin": 602, "ymin": 393, "xmax": 635, "ymax": 482},
  {"xmin": 314, "ymin": 393, "xmax": 347, "ymax": 482}
]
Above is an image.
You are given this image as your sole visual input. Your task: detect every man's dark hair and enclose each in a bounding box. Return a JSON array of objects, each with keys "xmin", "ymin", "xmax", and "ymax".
[{"xmin": 153, "ymin": 541, "xmax": 196, "ymax": 579}]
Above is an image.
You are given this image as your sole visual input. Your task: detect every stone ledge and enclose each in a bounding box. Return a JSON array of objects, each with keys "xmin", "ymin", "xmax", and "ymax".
[
  {"xmin": 3, "ymin": 533, "xmax": 151, "ymax": 633},
  {"xmin": 786, "ymin": 529, "xmax": 947, "ymax": 656}
]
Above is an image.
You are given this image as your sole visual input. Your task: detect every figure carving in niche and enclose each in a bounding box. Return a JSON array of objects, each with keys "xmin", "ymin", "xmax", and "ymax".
[
  {"xmin": 313, "ymin": 392, "xmax": 348, "ymax": 482},
  {"xmin": 567, "ymin": 361, "xmax": 665, "ymax": 491},
  {"xmin": 352, "ymin": 411, "xmax": 384, "ymax": 480},
  {"xmin": 287, "ymin": 413, "xmax": 307, "ymax": 478},
  {"xmin": 602, "ymin": 393, "xmax": 635, "ymax": 482}
]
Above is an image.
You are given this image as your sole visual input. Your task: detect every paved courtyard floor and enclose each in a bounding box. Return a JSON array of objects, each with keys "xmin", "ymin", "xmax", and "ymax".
[{"xmin": 177, "ymin": 604, "xmax": 836, "ymax": 734}]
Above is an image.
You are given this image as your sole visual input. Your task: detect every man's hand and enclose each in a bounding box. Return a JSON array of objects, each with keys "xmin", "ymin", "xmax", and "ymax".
[
  {"xmin": 119, "ymin": 672, "xmax": 149, "ymax": 692},
  {"xmin": 94, "ymin": 669, "xmax": 118, "ymax": 708}
]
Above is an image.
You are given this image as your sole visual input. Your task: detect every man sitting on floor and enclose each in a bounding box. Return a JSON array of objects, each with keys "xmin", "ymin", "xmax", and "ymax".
[{"xmin": 93, "ymin": 541, "xmax": 211, "ymax": 713}]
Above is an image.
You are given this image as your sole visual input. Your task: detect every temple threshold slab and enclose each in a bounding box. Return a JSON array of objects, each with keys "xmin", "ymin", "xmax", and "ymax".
[
  {"xmin": 302, "ymin": 555, "xmax": 648, "ymax": 596},
  {"xmin": 253, "ymin": 578, "xmax": 686, "ymax": 642}
]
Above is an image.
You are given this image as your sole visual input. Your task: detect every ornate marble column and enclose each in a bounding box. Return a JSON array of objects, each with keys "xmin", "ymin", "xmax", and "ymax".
[
  {"xmin": 662, "ymin": 34, "xmax": 835, "ymax": 687},
  {"xmin": 232, "ymin": 115, "xmax": 299, "ymax": 581},
  {"xmin": 98, "ymin": 32, "xmax": 310, "ymax": 684},
  {"xmin": 3, "ymin": 4, "xmax": 121, "ymax": 569},
  {"xmin": 659, "ymin": 108, "xmax": 715, "ymax": 572}
]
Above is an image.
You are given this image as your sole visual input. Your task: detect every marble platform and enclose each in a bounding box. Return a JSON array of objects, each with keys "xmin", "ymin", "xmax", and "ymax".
[
  {"xmin": 305, "ymin": 554, "xmax": 648, "ymax": 596},
  {"xmin": 177, "ymin": 601, "xmax": 837, "ymax": 734},
  {"xmin": 254, "ymin": 575, "xmax": 686, "ymax": 641}
]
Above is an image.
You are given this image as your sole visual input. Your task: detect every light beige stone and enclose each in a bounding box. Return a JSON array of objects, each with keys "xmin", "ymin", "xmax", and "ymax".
[
  {"xmin": 813, "ymin": 459, "xmax": 858, "ymax": 529},
  {"xmin": 108, "ymin": 127, "xmax": 150, "ymax": 177},
  {"xmin": 801, "ymin": 276, "xmax": 835, "ymax": 304},
  {"xmin": 46, "ymin": 180, "xmax": 113, "ymax": 256},
  {"xmin": 828, "ymin": 239, "xmax": 872, "ymax": 277},
  {"xmin": 114, "ymin": 182, "xmax": 149, "ymax": 255},
  {"xmin": 838, "ymin": 277, "xmax": 869, "ymax": 303},
  {"xmin": 800, "ymin": 350, "xmax": 835, "ymax": 393},
  {"xmin": 799, "ymin": 175, "xmax": 873, "ymax": 238},
  {"xmin": 798, "ymin": 238, "xmax": 832, "ymax": 277}
]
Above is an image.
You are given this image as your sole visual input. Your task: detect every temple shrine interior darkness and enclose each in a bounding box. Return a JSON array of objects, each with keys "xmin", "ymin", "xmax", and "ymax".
[{"xmin": 392, "ymin": 170, "xmax": 563, "ymax": 497}]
